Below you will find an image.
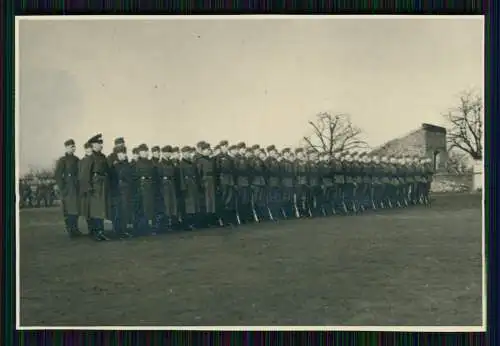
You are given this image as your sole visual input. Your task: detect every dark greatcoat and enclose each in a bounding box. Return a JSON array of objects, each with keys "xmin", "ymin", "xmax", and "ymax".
[
  {"xmin": 158, "ymin": 158, "xmax": 179, "ymax": 217},
  {"xmin": 115, "ymin": 159, "xmax": 134, "ymax": 225},
  {"xmin": 179, "ymin": 158, "xmax": 201, "ymax": 215},
  {"xmin": 264, "ymin": 157, "xmax": 281, "ymax": 204},
  {"xmin": 133, "ymin": 158, "xmax": 157, "ymax": 220},
  {"xmin": 214, "ymin": 153, "xmax": 235, "ymax": 210},
  {"xmin": 77, "ymin": 154, "xmax": 93, "ymax": 218},
  {"xmin": 234, "ymin": 155, "xmax": 251, "ymax": 206},
  {"xmin": 280, "ymin": 159, "xmax": 294, "ymax": 202},
  {"xmin": 251, "ymin": 157, "xmax": 267, "ymax": 206},
  {"xmin": 54, "ymin": 153, "xmax": 80, "ymax": 215},
  {"xmin": 197, "ymin": 155, "xmax": 217, "ymax": 214},
  {"xmin": 86, "ymin": 151, "xmax": 111, "ymax": 219}
]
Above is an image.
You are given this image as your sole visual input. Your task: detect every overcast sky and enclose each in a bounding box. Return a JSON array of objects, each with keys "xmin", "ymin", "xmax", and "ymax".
[{"xmin": 17, "ymin": 16, "xmax": 483, "ymax": 174}]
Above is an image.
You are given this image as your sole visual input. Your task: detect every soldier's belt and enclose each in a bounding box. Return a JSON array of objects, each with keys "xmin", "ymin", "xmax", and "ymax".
[
  {"xmin": 140, "ymin": 176, "xmax": 153, "ymax": 180},
  {"xmin": 161, "ymin": 176, "xmax": 174, "ymax": 180},
  {"xmin": 92, "ymin": 172, "xmax": 107, "ymax": 177}
]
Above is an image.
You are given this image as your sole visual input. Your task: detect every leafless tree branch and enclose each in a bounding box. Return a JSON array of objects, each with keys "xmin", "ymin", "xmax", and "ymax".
[{"xmin": 443, "ymin": 89, "xmax": 483, "ymax": 160}]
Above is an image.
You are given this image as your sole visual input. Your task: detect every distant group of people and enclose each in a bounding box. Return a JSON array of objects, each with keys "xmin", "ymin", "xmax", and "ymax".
[
  {"xmin": 53, "ymin": 134, "xmax": 435, "ymax": 242},
  {"xmin": 18, "ymin": 179, "xmax": 57, "ymax": 208}
]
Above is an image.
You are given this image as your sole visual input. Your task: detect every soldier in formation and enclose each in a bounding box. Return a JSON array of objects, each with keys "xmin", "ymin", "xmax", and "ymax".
[{"xmin": 50, "ymin": 135, "xmax": 434, "ymax": 241}]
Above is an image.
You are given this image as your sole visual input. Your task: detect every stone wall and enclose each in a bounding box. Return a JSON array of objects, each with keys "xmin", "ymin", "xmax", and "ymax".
[
  {"xmin": 370, "ymin": 129, "xmax": 427, "ymax": 158},
  {"xmin": 370, "ymin": 123, "xmax": 448, "ymax": 171},
  {"xmin": 431, "ymin": 172, "xmax": 474, "ymax": 193}
]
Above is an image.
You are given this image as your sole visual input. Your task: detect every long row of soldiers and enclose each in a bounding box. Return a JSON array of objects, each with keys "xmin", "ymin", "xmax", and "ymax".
[
  {"xmin": 54, "ymin": 134, "xmax": 434, "ymax": 241},
  {"xmin": 19, "ymin": 179, "xmax": 57, "ymax": 208}
]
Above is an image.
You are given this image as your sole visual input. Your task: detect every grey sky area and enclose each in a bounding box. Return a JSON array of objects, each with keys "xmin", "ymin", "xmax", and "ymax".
[{"xmin": 17, "ymin": 16, "xmax": 483, "ymax": 174}]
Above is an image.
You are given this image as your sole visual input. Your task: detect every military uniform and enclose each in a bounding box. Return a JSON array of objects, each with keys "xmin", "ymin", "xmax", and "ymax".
[
  {"xmin": 306, "ymin": 150, "xmax": 322, "ymax": 216},
  {"xmin": 134, "ymin": 144, "xmax": 157, "ymax": 233},
  {"xmin": 150, "ymin": 145, "xmax": 164, "ymax": 230},
  {"xmin": 78, "ymin": 142, "xmax": 93, "ymax": 233},
  {"xmin": 264, "ymin": 145, "xmax": 282, "ymax": 221},
  {"xmin": 215, "ymin": 142, "xmax": 237, "ymax": 225},
  {"xmin": 113, "ymin": 146, "xmax": 134, "ymax": 237},
  {"xmin": 294, "ymin": 148, "xmax": 310, "ymax": 217},
  {"xmin": 250, "ymin": 149, "xmax": 268, "ymax": 222},
  {"xmin": 179, "ymin": 146, "xmax": 201, "ymax": 229},
  {"xmin": 158, "ymin": 146, "xmax": 180, "ymax": 230},
  {"xmin": 79, "ymin": 134, "xmax": 110, "ymax": 241},
  {"xmin": 129, "ymin": 147, "xmax": 141, "ymax": 229},
  {"xmin": 318, "ymin": 153, "xmax": 334, "ymax": 216},
  {"xmin": 107, "ymin": 137, "xmax": 125, "ymax": 233},
  {"xmin": 280, "ymin": 148, "xmax": 296, "ymax": 219},
  {"xmin": 54, "ymin": 139, "xmax": 81, "ymax": 237},
  {"xmin": 197, "ymin": 143, "xmax": 219, "ymax": 227}
]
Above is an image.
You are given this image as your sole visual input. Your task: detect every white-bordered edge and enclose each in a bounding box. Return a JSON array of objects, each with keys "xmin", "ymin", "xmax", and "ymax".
[{"xmin": 14, "ymin": 15, "xmax": 487, "ymax": 332}]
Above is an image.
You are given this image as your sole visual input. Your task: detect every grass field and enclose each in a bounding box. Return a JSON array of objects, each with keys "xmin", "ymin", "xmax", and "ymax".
[{"xmin": 19, "ymin": 193, "xmax": 483, "ymax": 327}]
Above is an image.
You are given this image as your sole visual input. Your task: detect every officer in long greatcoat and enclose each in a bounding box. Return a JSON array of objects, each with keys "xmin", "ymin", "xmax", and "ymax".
[
  {"xmin": 179, "ymin": 146, "xmax": 201, "ymax": 230},
  {"xmin": 134, "ymin": 143, "xmax": 157, "ymax": 234},
  {"xmin": 54, "ymin": 139, "xmax": 81, "ymax": 238},
  {"xmin": 197, "ymin": 143, "xmax": 218, "ymax": 227},
  {"xmin": 158, "ymin": 146, "xmax": 180, "ymax": 230},
  {"xmin": 80, "ymin": 134, "xmax": 110, "ymax": 241}
]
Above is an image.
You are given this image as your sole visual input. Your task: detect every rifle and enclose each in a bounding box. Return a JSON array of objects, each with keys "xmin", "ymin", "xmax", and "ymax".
[
  {"xmin": 250, "ymin": 189, "xmax": 260, "ymax": 223},
  {"xmin": 234, "ymin": 185, "xmax": 241, "ymax": 225},
  {"xmin": 293, "ymin": 193, "xmax": 301, "ymax": 218}
]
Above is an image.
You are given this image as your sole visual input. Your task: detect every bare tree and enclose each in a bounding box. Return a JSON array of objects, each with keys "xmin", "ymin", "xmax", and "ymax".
[
  {"xmin": 302, "ymin": 112, "xmax": 368, "ymax": 154},
  {"xmin": 443, "ymin": 89, "xmax": 483, "ymax": 160},
  {"xmin": 445, "ymin": 149, "xmax": 472, "ymax": 174}
]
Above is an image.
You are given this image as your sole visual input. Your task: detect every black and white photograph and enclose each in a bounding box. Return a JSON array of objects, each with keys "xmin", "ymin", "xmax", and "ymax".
[{"xmin": 16, "ymin": 16, "xmax": 484, "ymax": 329}]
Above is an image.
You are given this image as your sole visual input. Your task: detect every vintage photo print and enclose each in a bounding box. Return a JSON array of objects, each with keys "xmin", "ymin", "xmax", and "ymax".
[{"xmin": 16, "ymin": 15, "xmax": 484, "ymax": 330}]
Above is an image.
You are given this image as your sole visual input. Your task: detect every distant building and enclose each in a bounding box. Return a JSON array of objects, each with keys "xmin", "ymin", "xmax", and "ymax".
[{"xmin": 370, "ymin": 123, "xmax": 448, "ymax": 172}]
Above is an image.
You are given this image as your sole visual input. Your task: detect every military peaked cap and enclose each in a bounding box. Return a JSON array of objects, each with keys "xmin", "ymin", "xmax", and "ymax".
[
  {"xmin": 88, "ymin": 134, "xmax": 103, "ymax": 144},
  {"xmin": 137, "ymin": 143, "xmax": 149, "ymax": 152},
  {"xmin": 295, "ymin": 148, "xmax": 304, "ymax": 154},
  {"xmin": 181, "ymin": 146, "xmax": 191, "ymax": 153},
  {"xmin": 196, "ymin": 141, "xmax": 206, "ymax": 148},
  {"xmin": 251, "ymin": 144, "xmax": 260, "ymax": 150},
  {"xmin": 172, "ymin": 146, "xmax": 180, "ymax": 153},
  {"xmin": 229, "ymin": 145, "xmax": 238, "ymax": 151},
  {"xmin": 161, "ymin": 145, "xmax": 173, "ymax": 153},
  {"xmin": 237, "ymin": 141, "xmax": 246, "ymax": 149},
  {"xmin": 64, "ymin": 139, "xmax": 75, "ymax": 147},
  {"xmin": 132, "ymin": 147, "xmax": 139, "ymax": 155},
  {"xmin": 114, "ymin": 137, "xmax": 125, "ymax": 146},
  {"xmin": 266, "ymin": 145, "xmax": 276, "ymax": 152},
  {"xmin": 151, "ymin": 146, "xmax": 161, "ymax": 152},
  {"xmin": 219, "ymin": 140, "xmax": 229, "ymax": 146},
  {"xmin": 282, "ymin": 147, "xmax": 291, "ymax": 154}
]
